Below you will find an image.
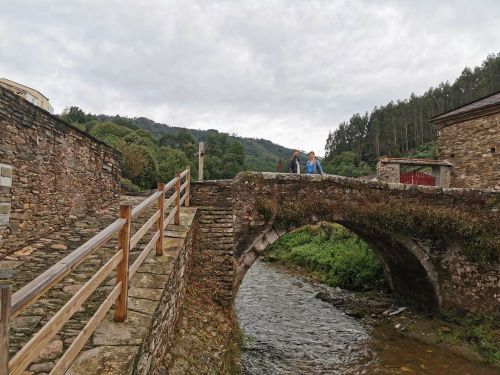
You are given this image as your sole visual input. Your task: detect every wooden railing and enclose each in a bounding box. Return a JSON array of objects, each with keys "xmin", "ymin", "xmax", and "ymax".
[{"xmin": 0, "ymin": 167, "xmax": 191, "ymax": 375}]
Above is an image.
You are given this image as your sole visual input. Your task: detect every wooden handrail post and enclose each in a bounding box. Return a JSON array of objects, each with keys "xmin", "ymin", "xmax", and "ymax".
[
  {"xmin": 156, "ymin": 182, "xmax": 165, "ymax": 256},
  {"xmin": 175, "ymin": 172, "xmax": 181, "ymax": 225},
  {"xmin": 0, "ymin": 285, "xmax": 11, "ymax": 375},
  {"xmin": 114, "ymin": 205, "xmax": 131, "ymax": 322},
  {"xmin": 185, "ymin": 166, "xmax": 190, "ymax": 207}
]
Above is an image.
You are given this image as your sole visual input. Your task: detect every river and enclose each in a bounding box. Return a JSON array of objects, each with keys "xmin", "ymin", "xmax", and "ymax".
[{"xmin": 236, "ymin": 259, "xmax": 499, "ymax": 375}]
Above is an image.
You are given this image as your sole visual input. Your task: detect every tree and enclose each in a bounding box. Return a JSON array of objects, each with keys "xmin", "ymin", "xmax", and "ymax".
[
  {"xmin": 89, "ymin": 122, "xmax": 133, "ymax": 146},
  {"xmin": 114, "ymin": 141, "xmax": 158, "ymax": 189},
  {"xmin": 205, "ymin": 132, "xmax": 246, "ymax": 179},
  {"xmin": 323, "ymin": 151, "xmax": 374, "ymax": 177},
  {"xmin": 60, "ymin": 106, "xmax": 91, "ymax": 124},
  {"xmin": 324, "ymin": 52, "xmax": 500, "ymax": 167},
  {"xmin": 157, "ymin": 147, "xmax": 193, "ymax": 182}
]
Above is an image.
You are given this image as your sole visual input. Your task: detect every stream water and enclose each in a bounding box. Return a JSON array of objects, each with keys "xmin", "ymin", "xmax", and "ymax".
[{"xmin": 236, "ymin": 259, "xmax": 499, "ymax": 375}]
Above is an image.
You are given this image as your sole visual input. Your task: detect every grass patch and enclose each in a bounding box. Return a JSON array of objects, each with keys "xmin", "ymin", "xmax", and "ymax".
[
  {"xmin": 262, "ymin": 223, "xmax": 386, "ymax": 291},
  {"xmin": 439, "ymin": 310, "xmax": 500, "ymax": 363}
]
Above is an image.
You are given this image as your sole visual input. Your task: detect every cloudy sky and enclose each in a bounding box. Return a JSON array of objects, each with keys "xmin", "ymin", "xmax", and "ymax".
[{"xmin": 1, "ymin": 1, "xmax": 499, "ymax": 155}]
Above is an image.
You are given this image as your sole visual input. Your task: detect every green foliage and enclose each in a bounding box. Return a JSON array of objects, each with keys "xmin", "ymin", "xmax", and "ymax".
[
  {"xmin": 89, "ymin": 122, "xmax": 133, "ymax": 146},
  {"xmin": 114, "ymin": 141, "xmax": 158, "ymax": 189},
  {"xmin": 123, "ymin": 130, "xmax": 157, "ymax": 150},
  {"xmin": 440, "ymin": 310, "xmax": 500, "ymax": 363},
  {"xmin": 120, "ymin": 178, "xmax": 141, "ymax": 193},
  {"xmin": 205, "ymin": 132, "xmax": 246, "ymax": 179},
  {"xmin": 157, "ymin": 146, "xmax": 193, "ymax": 182},
  {"xmin": 406, "ymin": 141, "xmax": 438, "ymax": 160},
  {"xmin": 323, "ymin": 151, "xmax": 374, "ymax": 177},
  {"xmin": 349, "ymin": 202, "xmax": 500, "ymax": 263},
  {"xmin": 131, "ymin": 146, "xmax": 158, "ymax": 189},
  {"xmin": 60, "ymin": 106, "xmax": 93, "ymax": 124},
  {"xmin": 325, "ymin": 52, "xmax": 500, "ymax": 165},
  {"xmin": 263, "ymin": 224, "xmax": 386, "ymax": 291}
]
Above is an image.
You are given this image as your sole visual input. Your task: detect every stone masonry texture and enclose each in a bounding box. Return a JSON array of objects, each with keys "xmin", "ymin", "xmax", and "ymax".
[
  {"xmin": 437, "ymin": 112, "xmax": 499, "ymax": 190},
  {"xmin": 0, "ymin": 86, "xmax": 121, "ymax": 257}
]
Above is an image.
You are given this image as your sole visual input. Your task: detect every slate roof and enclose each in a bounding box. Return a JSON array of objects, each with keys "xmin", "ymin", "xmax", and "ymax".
[
  {"xmin": 378, "ymin": 157, "xmax": 452, "ymax": 166},
  {"xmin": 431, "ymin": 90, "xmax": 500, "ymax": 122}
]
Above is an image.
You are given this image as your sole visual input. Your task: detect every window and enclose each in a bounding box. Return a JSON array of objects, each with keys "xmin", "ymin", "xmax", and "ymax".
[
  {"xmin": 25, "ymin": 92, "xmax": 38, "ymax": 106},
  {"xmin": 491, "ymin": 147, "xmax": 496, "ymax": 154}
]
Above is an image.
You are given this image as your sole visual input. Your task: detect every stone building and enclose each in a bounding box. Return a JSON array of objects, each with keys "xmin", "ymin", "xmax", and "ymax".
[
  {"xmin": 0, "ymin": 85, "xmax": 121, "ymax": 257},
  {"xmin": 431, "ymin": 91, "xmax": 500, "ymax": 190}
]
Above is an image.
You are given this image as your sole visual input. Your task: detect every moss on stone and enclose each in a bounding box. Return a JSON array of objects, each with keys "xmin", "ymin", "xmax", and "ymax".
[
  {"xmin": 346, "ymin": 202, "xmax": 499, "ymax": 263},
  {"xmin": 255, "ymin": 194, "xmax": 499, "ymax": 264}
]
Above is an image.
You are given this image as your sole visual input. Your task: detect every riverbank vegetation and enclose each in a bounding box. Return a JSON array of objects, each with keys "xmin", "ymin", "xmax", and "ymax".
[
  {"xmin": 262, "ymin": 223, "xmax": 386, "ymax": 291},
  {"xmin": 438, "ymin": 311, "xmax": 500, "ymax": 363}
]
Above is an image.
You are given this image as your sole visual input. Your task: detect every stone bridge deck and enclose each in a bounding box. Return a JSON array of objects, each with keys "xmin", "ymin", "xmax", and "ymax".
[{"xmin": 0, "ymin": 196, "xmax": 196, "ymax": 375}]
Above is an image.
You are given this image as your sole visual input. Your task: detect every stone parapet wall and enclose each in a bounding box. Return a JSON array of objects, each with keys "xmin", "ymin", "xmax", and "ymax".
[
  {"xmin": 0, "ymin": 86, "xmax": 121, "ymax": 257},
  {"xmin": 190, "ymin": 180, "xmax": 233, "ymax": 207},
  {"xmin": 438, "ymin": 113, "xmax": 499, "ymax": 189}
]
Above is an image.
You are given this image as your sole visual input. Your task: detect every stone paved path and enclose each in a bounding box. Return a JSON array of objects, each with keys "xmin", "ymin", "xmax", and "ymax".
[{"xmin": 0, "ymin": 196, "xmax": 190, "ymax": 374}]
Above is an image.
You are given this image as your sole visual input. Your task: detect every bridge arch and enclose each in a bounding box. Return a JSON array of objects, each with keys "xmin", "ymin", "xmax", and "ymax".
[
  {"xmin": 190, "ymin": 172, "xmax": 499, "ymax": 315},
  {"xmin": 234, "ymin": 216, "xmax": 442, "ymax": 313}
]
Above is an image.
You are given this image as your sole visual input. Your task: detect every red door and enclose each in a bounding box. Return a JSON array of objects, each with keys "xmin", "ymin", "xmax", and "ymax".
[{"xmin": 400, "ymin": 171, "xmax": 435, "ymax": 186}]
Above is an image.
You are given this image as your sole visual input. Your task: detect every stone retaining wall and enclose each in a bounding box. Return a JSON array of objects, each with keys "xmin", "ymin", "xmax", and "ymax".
[
  {"xmin": 135, "ymin": 209, "xmax": 197, "ymax": 374},
  {"xmin": 0, "ymin": 86, "xmax": 121, "ymax": 257}
]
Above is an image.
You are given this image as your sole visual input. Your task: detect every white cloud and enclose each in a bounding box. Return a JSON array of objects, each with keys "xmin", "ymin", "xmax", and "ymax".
[{"xmin": 1, "ymin": 0, "xmax": 499, "ymax": 155}]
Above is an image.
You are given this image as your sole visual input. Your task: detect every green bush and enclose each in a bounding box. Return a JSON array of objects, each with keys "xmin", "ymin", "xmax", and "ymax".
[
  {"xmin": 114, "ymin": 142, "xmax": 159, "ymax": 189},
  {"xmin": 157, "ymin": 146, "xmax": 193, "ymax": 182},
  {"xmin": 120, "ymin": 178, "xmax": 141, "ymax": 193},
  {"xmin": 322, "ymin": 151, "xmax": 374, "ymax": 177},
  {"xmin": 263, "ymin": 224, "xmax": 386, "ymax": 291}
]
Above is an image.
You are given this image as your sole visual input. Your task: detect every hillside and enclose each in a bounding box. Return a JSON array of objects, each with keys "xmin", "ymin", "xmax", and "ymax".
[
  {"xmin": 96, "ymin": 114, "xmax": 299, "ymax": 171},
  {"xmin": 324, "ymin": 52, "xmax": 500, "ymax": 166}
]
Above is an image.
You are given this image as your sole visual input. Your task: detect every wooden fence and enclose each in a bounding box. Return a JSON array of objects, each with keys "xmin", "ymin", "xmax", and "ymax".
[{"xmin": 0, "ymin": 167, "xmax": 191, "ymax": 375}]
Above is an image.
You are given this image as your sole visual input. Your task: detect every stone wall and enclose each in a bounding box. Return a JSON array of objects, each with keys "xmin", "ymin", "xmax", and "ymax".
[
  {"xmin": 135, "ymin": 210, "xmax": 197, "ymax": 374},
  {"xmin": 376, "ymin": 161, "xmax": 400, "ymax": 183},
  {"xmin": 437, "ymin": 112, "xmax": 499, "ymax": 189},
  {"xmin": 0, "ymin": 86, "xmax": 121, "ymax": 257}
]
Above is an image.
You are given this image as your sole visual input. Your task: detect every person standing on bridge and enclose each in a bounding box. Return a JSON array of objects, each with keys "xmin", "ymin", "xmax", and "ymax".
[
  {"xmin": 305, "ymin": 151, "xmax": 323, "ymax": 174},
  {"xmin": 288, "ymin": 150, "xmax": 301, "ymax": 174}
]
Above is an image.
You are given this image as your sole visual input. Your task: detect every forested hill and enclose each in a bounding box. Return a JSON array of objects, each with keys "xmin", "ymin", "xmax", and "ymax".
[
  {"xmin": 96, "ymin": 115, "xmax": 298, "ymax": 171},
  {"xmin": 324, "ymin": 52, "xmax": 500, "ymax": 165},
  {"xmin": 60, "ymin": 107, "xmax": 300, "ymax": 190}
]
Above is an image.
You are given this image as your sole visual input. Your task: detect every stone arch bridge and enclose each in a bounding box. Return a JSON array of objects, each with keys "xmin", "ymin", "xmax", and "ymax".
[{"xmin": 191, "ymin": 172, "xmax": 500, "ymax": 315}]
